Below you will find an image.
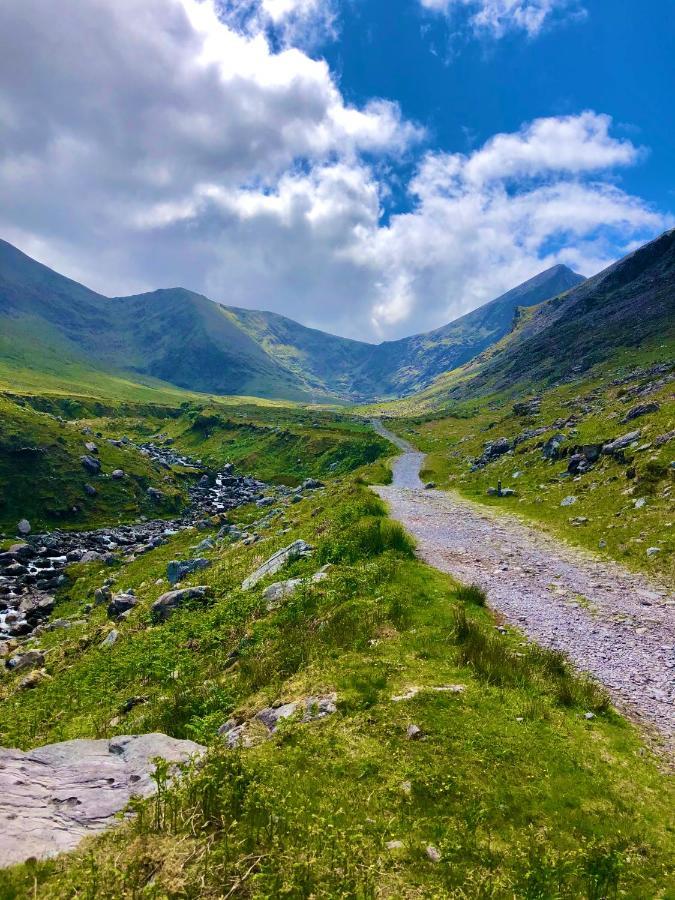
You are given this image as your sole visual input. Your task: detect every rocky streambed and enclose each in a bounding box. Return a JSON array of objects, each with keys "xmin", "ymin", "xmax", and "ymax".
[{"xmin": 0, "ymin": 442, "xmax": 270, "ymax": 643}]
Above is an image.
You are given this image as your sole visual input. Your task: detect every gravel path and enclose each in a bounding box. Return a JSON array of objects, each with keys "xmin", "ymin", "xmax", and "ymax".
[{"xmin": 371, "ymin": 420, "xmax": 675, "ymax": 749}]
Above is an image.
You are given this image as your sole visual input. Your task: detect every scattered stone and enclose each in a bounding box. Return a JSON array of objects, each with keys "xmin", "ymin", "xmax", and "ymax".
[
  {"xmin": 560, "ymin": 496, "xmax": 577, "ymax": 507},
  {"xmin": 634, "ymin": 497, "xmax": 647, "ymax": 510},
  {"xmin": 80, "ymin": 455, "xmax": 101, "ymax": 475},
  {"xmin": 146, "ymin": 487, "xmax": 165, "ymax": 501},
  {"xmin": 84, "ymin": 442, "xmax": 98, "ymax": 454},
  {"xmin": 220, "ymin": 693, "xmax": 337, "ymax": 748},
  {"xmin": 646, "ymin": 547, "xmax": 661, "ymax": 558},
  {"xmin": 570, "ymin": 517, "xmax": 589, "ymax": 527},
  {"xmin": 263, "ymin": 565, "xmax": 331, "ymax": 607},
  {"xmin": 406, "ymin": 724, "xmax": 424, "ymax": 741},
  {"xmin": 542, "ymin": 434, "xmax": 566, "ymax": 460},
  {"xmin": 83, "ymin": 483, "xmax": 97, "ymax": 497},
  {"xmin": 302, "ymin": 478, "xmax": 325, "ymax": 490},
  {"xmin": 622, "ymin": 402, "xmax": 660, "ymax": 424},
  {"xmin": 100, "ymin": 629, "xmax": 119, "ymax": 649},
  {"xmin": 6, "ymin": 649, "xmax": 45, "ymax": 672},
  {"xmin": 16, "ymin": 519, "xmax": 31, "ymax": 536},
  {"xmin": 654, "ymin": 430, "xmax": 675, "ymax": 447},
  {"xmin": 386, "ymin": 840, "xmax": 405, "ymax": 851},
  {"xmin": 602, "ymin": 431, "xmax": 641, "ymax": 457},
  {"xmin": 424, "ymin": 482, "xmax": 436, "ymax": 490},
  {"xmin": 111, "ymin": 469, "xmax": 125, "ymax": 480},
  {"xmin": 426, "ymin": 846, "xmax": 441, "ymax": 863},
  {"xmin": 20, "ymin": 670, "xmax": 47, "ymax": 690},
  {"xmin": 107, "ymin": 592, "xmax": 138, "ymax": 619},
  {"xmin": 166, "ymin": 558, "xmax": 211, "ymax": 586},
  {"xmin": 151, "ymin": 586, "xmax": 211, "ymax": 623},
  {"xmin": 242, "ymin": 540, "xmax": 314, "ymax": 590}
]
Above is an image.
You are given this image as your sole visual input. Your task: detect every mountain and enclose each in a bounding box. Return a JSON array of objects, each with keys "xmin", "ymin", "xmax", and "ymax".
[
  {"xmin": 0, "ymin": 237, "xmax": 583, "ymax": 402},
  {"xmin": 417, "ymin": 229, "xmax": 675, "ymax": 405}
]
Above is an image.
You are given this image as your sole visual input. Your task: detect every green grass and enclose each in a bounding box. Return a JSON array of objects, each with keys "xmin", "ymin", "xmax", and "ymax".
[{"xmin": 0, "ymin": 477, "xmax": 672, "ymax": 897}]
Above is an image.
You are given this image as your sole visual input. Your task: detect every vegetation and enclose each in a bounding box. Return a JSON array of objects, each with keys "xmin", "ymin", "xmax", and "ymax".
[
  {"xmin": 0, "ymin": 474, "xmax": 673, "ymax": 897},
  {"xmin": 370, "ymin": 344, "xmax": 675, "ymax": 581}
]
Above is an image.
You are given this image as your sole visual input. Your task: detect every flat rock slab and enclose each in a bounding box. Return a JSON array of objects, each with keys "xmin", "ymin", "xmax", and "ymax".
[{"xmin": 0, "ymin": 733, "xmax": 204, "ymax": 867}]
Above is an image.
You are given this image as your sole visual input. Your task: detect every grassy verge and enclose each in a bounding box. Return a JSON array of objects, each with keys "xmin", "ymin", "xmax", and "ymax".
[{"xmin": 0, "ymin": 475, "xmax": 672, "ymax": 897}]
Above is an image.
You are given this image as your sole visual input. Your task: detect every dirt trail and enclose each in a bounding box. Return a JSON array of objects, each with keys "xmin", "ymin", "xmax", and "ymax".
[{"xmin": 371, "ymin": 419, "xmax": 674, "ymax": 749}]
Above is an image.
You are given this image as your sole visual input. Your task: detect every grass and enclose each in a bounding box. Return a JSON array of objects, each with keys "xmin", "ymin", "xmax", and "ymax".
[{"xmin": 0, "ymin": 472, "xmax": 673, "ymax": 897}]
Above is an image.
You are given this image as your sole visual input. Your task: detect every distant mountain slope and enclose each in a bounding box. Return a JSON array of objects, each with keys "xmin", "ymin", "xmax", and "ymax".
[
  {"xmin": 228, "ymin": 264, "xmax": 584, "ymax": 400},
  {"xmin": 0, "ymin": 237, "xmax": 583, "ymax": 402},
  {"xmin": 417, "ymin": 229, "xmax": 675, "ymax": 405}
]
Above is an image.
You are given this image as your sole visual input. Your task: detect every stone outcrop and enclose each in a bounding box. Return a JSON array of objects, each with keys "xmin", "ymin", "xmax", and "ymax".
[
  {"xmin": 0, "ymin": 733, "xmax": 204, "ymax": 867},
  {"xmin": 242, "ymin": 540, "xmax": 314, "ymax": 590}
]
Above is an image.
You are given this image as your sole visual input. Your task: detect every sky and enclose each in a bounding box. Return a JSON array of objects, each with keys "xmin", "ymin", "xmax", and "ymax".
[{"xmin": 0, "ymin": 0, "xmax": 673, "ymax": 342}]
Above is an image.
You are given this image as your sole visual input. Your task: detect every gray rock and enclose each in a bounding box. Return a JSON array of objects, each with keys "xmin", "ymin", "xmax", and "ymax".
[
  {"xmin": 84, "ymin": 442, "xmax": 98, "ymax": 454},
  {"xmin": 406, "ymin": 724, "xmax": 424, "ymax": 740},
  {"xmin": 242, "ymin": 539, "xmax": 314, "ymax": 590},
  {"xmin": 146, "ymin": 487, "xmax": 165, "ymax": 501},
  {"xmin": 107, "ymin": 592, "xmax": 138, "ymax": 618},
  {"xmin": 6, "ymin": 649, "xmax": 45, "ymax": 672},
  {"xmin": 151, "ymin": 586, "xmax": 211, "ymax": 623},
  {"xmin": 622, "ymin": 402, "xmax": 659, "ymax": 424},
  {"xmin": 111, "ymin": 469, "xmax": 125, "ymax": 480},
  {"xmin": 263, "ymin": 565, "xmax": 331, "ymax": 606},
  {"xmin": 100, "ymin": 629, "xmax": 119, "ymax": 648},
  {"xmin": 542, "ymin": 434, "xmax": 566, "ymax": 460},
  {"xmin": 220, "ymin": 693, "xmax": 337, "ymax": 748},
  {"xmin": 16, "ymin": 519, "xmax": 31, "ymax": 536},
  {"xmin": 166, "ymin": 558, "xmax": 211, "ymax": 586},
  {"xmin": 560, "ymin": 496, "xmax": 577, "ymax": 507},
  {"xmin": 602, "ymin": 431, "xmax": 641, "ymax": 456},
  {"xmin": 80, "ymin": 455, "xmax": 101, "ymax": 475},
  {"xmin": 0, "ymin": 734, "xmax": 204, "ymax": 867},
  {"xmin": 80, "ymin": 551, "xmax": 105, "ymax": 564},
  {"xmin": 646, "ymin": 547, "xmax": 661, "ymax": 557},
  {"xmin": 83, "ymin": 483, "xmax": 97, "ymax": 497},
  {"xmin": 302, "ymin": 478, "xmax": 325, "ymax": 490}
]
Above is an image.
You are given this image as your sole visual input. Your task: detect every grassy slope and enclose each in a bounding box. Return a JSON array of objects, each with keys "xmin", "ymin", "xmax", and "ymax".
[
  {"xmin": 371, "ymin": 343, "xmax": 675, "ymax": 583},
  {"xmin": 0, "ymin": 477, "xmax": 672, "ymax": 897}
]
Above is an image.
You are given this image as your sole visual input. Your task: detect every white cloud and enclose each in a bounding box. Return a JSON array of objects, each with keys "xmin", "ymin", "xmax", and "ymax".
[
  {"xmin": 0, "ymin": 1, "xmax": 669, "ymax": 343},
  {"xmin": 419, "ymin": 0, "xmax": 584, "ymax": 38}
]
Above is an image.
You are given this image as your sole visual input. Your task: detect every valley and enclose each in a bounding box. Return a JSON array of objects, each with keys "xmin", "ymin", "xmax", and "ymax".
[{"xmin": 0, "ymin": 231, "xmax": 672, "ymax": 897}]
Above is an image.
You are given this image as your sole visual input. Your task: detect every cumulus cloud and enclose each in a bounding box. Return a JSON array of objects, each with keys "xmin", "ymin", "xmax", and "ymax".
[
  {"xmin": 0, "ymin": 1, "xmax": 669, "ymax": 342},
  {"xmin": 419, "ymin": 0, "xmax": 584, "ymax": 38}
]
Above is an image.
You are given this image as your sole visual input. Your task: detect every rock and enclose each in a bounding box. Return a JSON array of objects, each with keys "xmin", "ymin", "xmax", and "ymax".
[
  {"xmin": 646, "ymin": 547, "xmax": 661, "ymax": 557},
  {"xmin": 151, "ymin": 586, "xmax": 211, "ymax": 623},
  {"xmin": 406, "ymin": 724, "xmax": 424, "ymax": 741},
  {"xmin": 570, "ymin": 517, "xmax": 589, "ymax": 526},
  {"xmin": 634, "ymin": 497, "xmax": 647, "ymax": 509},
  {"xmin": 111, "ymin": 469, "xmax": 125, "ymax": 480},
  {"xmin": 654, "ymin": 430, "xmax": 675, "ymax": 447},
  {"xmin": 6, "ymin": 649, "xmax": 45, "ymax": 672},
  {"xmin": 0, "ymin": 734, "xmax": 204, "ymax": 867},
  {"xmin": 146, "ymin": 487, "xmax": 165, "ymax": 501},
  {"xmin": 242, "ymin": 540, "xmax": 314, "ymax": 590},
  {"xmin": 94, "ymin": 586, "xmax": 112, "ymax": 606},
  {"xmin": 602, "ymin": 431, "xmax": 641, "ymax": 456},
  {"xmin": 20, "ymin": 670, "xmax": 47, "ymax": 690},
  {"xmin": 166, "ymin": 558, "xmax": 211, "ymax": 586},
  {"xmin": 16, "ymin": 519, "xmax": 31, "ymax": 536},
  {"xmin": 424, "ymin": 482, "xmax": 436, "ymax": 490},
  {"xmin": 220, "ymin": 694, "xmax": 337, "ymax": 748},
  {"xmin": 100, "ymin": 629, "xmax": 119, "ymax": 648},
  {"xmin": 263, "ymin": 565, "xmax": 331, "ymax": 607},
  {"xmin": 302, "ymin": 478, "xmax": 325, "ymax": 490},
  {"xmin": 80, "ymin": 455, "xmax": 101, "ymax": 475},
  {"xmin": 107, "ymin": 592, "xmax": 138, "ymax": 618},
  {"xmin": 80, "ymin": 551, "xmax": 105, "ymax": 564},
  {"xmin": 560, "ymin": 496, "xmax": 577, "ymax": 507},
  {"xmin": 426, "ymin": 846, "xmax": 441, "ymax": 863},
  {"xmin": 500, "ymin": 487, "xmax": 517, "ymax": 497},
  {"xmin": 84, "ymin": 442, "xmax": 98, "ymax": 454},
  {"xmin": 622, "ymin": 402, "xmax": 660, "ymax": 424},
  {"xmin": 83, "ymin": 483, "xmax": 98, "ymax": 497},
  {"xmin": 386, "ymin": 840, "xmax": 405, "ymax": 851},
  {"xmin": 256, "ymin": 497, "xmax": 275, "ymax": 508},
  {"xmin": 542, "ymin": 434, "xmax": 565, "ymax": 460}
]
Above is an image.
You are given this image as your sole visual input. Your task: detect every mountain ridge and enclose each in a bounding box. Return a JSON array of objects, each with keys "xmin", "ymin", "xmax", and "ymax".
[{"xmin": 0, "ymin": 237, "xmax": 584, "ymax": 402}]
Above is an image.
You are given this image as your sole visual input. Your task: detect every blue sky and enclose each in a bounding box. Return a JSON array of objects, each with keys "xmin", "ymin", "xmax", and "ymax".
[
  {"xmin": 0, "ymin": 0, "xmax": 672, "ymax": 341},
  {"xmin": 325, "ymin": 0, "xmax": 674, "ymax": 214}
]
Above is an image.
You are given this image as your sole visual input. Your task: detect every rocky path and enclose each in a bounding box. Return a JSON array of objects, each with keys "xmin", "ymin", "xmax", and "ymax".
[{"xmin": 371, "ymin": 420, "xmax": 675, "ymax": 749}]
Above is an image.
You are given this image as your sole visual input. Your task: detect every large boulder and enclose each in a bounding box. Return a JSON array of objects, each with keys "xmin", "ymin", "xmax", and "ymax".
[
  {"xmin": 602, "ymin": 430, "xmax": 641, "ymax": 457},
  {"xmin": 622, "ymin": 402, "xmax": 659, "ymax": 424},
  {"xmin": 151, "ymin": 586, "xmax": 211, "ymax": 623},
  {"xmin": 242, "ymin": 540, "xmax": 314, "ymax": 590},
  {"xmin": 107, "ymin": 592, "xmax": 138, "ymax": 619},
  {"xmin": 0, "ymin": 734, "xmax": 204, "ymax": 867}
]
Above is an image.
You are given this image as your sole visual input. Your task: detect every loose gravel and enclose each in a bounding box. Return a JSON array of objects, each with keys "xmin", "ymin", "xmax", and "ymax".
[{"xmin": 372, "ymin": 420, "xmax": 674, "ymax": 750}]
